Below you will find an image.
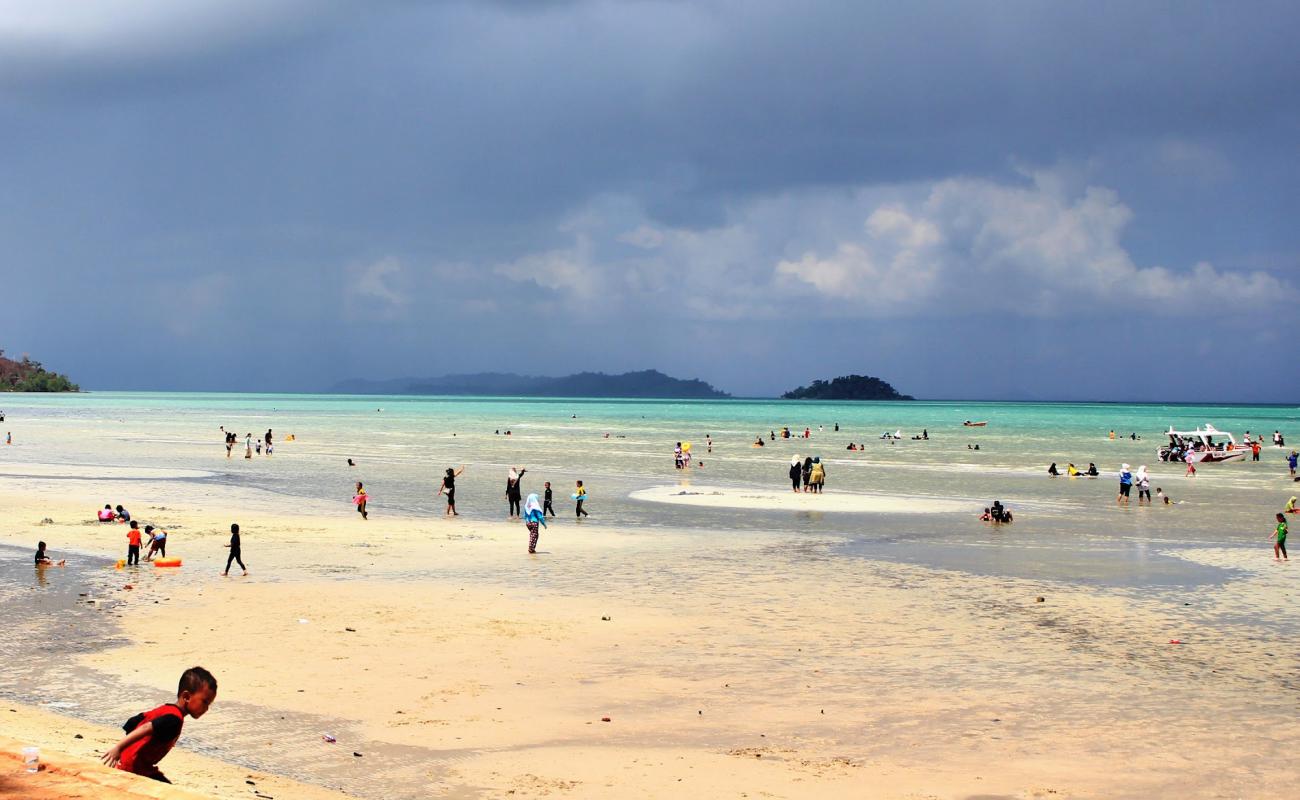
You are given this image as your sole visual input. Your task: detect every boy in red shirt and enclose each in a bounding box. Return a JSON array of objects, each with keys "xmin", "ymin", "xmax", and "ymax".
[
  {"xmin": 126, "ymin": 521, "xmax": 142, "ymax": 565},
  {"xmin": 102, "ymin": 666, "xmax": 217, "ymax": 783}
]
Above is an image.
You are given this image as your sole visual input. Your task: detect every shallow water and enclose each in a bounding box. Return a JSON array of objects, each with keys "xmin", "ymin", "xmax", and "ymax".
[{"xmin": 2, "ymin": 393, "xmax": 1295, "ymax": 589}]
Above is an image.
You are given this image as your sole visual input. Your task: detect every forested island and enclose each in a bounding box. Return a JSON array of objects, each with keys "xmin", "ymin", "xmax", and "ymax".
[
  {"xmin": 782, "ymin": 374, "xmax": 912, "ymax": 401},
  {"xmin": 332, "ymin": 369, "xmax": 730, "ymax": 399},
  {"xmin": 0, "ymin": 350, "xmax": 79, "ymax": 392}
]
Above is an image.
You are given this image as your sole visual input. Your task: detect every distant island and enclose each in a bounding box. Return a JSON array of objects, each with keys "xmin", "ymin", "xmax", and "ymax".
[
  {"xmin": 782, "ymin": 374, "xmax": 913, "ymax": 401},
  {"xmin": 0, "ymin": 349, "xmax": 79, "ymax": 392},
  {"xmin": 331, "ymin": 369, "xmax": 730, "ymax": 399}
]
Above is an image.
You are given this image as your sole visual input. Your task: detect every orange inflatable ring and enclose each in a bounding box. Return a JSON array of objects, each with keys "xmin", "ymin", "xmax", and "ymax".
[{"xmin": 153, "ymin": 558, "xmax": 183, "ymax": 568}]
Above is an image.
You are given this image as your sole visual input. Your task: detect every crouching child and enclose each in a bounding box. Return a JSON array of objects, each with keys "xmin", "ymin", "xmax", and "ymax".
[{"xmin": 102, "ymin": 666, "xmax": 217, "ymax": 783}]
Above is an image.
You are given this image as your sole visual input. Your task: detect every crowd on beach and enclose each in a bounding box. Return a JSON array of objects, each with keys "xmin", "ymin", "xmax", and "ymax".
[{"xmin": 14, "ymin": 414, "xmax": 1299, "ymax": 795}]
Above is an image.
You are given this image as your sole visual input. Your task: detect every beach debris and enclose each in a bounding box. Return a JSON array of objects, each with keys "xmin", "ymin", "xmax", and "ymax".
[
  {"xmin": 345, "ymin": 627, "xmax": 357, "ymax": 632},
  {"xmin": 1036, "ymin": 597, "xmax": 1045, "ymax": 603},
  {"xmin": 246, "ymin": 779, "xmax": 256, "ymax": 785},
  {"xmin": 74, "ymin": 734, "xmax": 83, "ymax": 739},
  {"xmin": 321, "ymin": 733, "xmax": 336, "ymax": 743},
  {"xmin": 1169, "ymin": 639, "xmax": 1183, "ymax": 645},
  {"xmin": 40, "ymin": 517, "xmax": 54, "ymax": 524},
  {"xmin": 298, "ymin": 618, "xmax": 309, "ymax": 624},
  {"xmin": 601, "ymin": 616, "xmax": 611, "ymax": 621},
  {"xmin": 123, "ymin": 585, "xmax": 133, "ymax": 590},
  {"xmin": 353, "ymin": 751, "xmax": 363, "ymax": 757},
  {"xmin": 601, "ymin": 717, "xmax": 611, "ymax": 722}
]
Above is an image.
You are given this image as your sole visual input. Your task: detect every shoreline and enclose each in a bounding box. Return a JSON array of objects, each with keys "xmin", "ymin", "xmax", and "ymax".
[{"xmin": 4, "ymin": 484, "xmax": 1299, "ymax": 797}]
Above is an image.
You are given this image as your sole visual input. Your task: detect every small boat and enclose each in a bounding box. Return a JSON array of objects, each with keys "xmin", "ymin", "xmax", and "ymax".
[
  {"xmin": 1158, "ymin": 424, "xmax": 1247, "ymax": 464},
  {"xmin": 963, "ymin": 420, "xmax": 988, "ymax": 427}
]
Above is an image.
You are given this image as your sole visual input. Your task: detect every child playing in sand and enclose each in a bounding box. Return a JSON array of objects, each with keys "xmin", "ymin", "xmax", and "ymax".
[
  {"xmin": 574, "ymin": 480, "xmax": 589, "ymax": 518},
  {"xmin": 35, "ymin": 541, "xmax": 65, "ymax": 567},
  {"xmin": 102, "ymin": 666, "xmax": 217, "ymax": 783},
  {"xmin": 222, "ymin": 523, "xmax": 247, "ymax": 576},
  {"xmin": 98, "ymin": 504, "xmax": 115, "ymax": 522},
  {"xmin": 144, "ymin": 525, "xmax": 167, "ymax": 561},
  {"xmin": 1274, "ymin": 513, "xmax": 1288, "ymax": 561},
  {"xmin": 126, "ymin": 521, "xmax": 142, "ymax": 565}
]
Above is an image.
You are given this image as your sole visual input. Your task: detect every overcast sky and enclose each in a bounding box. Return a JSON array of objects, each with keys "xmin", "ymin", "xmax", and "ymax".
[{"xmin": 2, "ymin": 1, "xmax": 1297, "ymax": 400}]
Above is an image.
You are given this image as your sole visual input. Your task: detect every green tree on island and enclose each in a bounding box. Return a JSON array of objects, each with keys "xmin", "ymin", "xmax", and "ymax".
[
  {"xmin": 0, "ymin": 349, "xmax": 80, "ymax": 392},
  {"xmin": 782, "ymin": 374, "xmax": 913, "ymax": 401}
]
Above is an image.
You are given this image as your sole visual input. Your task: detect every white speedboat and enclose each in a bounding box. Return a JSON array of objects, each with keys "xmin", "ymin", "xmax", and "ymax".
[{"xmin": 1158, "ymin": 424, "xmax": 1248, "ymax": 464}]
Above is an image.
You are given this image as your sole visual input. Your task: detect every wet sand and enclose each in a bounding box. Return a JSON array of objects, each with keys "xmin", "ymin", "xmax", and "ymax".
[{"xmin": 2, "ymin": 481, "xmax": 1298, "ymax": 798}]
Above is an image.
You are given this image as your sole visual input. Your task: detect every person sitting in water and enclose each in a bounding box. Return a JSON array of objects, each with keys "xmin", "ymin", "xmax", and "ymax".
[
  {"xmin": 979, "ymin": 508, "xmax": 992, "ymax": 522},
  {"xmin": 753, "ymin": 437, "xmax": 765, "ymax": 447},
  {"xmin": 1048, "ymin": 462, "xmax": 1060, "ymax": 476},
  {"xmin": 846, "ymin": 443, "xmax": 856, "ymax": 450},
  {"xmin": 1086, "ymin": 463, "xmax": 1099, "ymax": 476},
  {"xmin": 990, "ymin": 500, "xmax": 1011, "ymax": 523},
  {"xmin": 1067, "ymin": 463, "xmax": 1080, "ymax": 477},
  {"xmin": 98, "ymin": 505, "xmax": 115, "ymax": 522},
  {"xmin": 1286, "ymin": 496, "xmax": 1298, "ymax": 514},
  {"xmin": 35, "ymin": 541, "xmax": 65, "ymax": 567},
  {"xmin": 1156, "ymin": 488, "xmax": 1172, "ymax": 505}
]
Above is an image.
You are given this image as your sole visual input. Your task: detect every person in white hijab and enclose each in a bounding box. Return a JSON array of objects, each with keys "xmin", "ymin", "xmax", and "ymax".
[
  {"xmin": 1135, "ymin": 465, "xmax": 1151, "ymax": 504},
  {"xmin": 523, "ymin": 493, "xmax": 547, "ymax": 553},
  {"xmin": 789, "ymin": 455, "xmax": 802, "ymax": 493}
]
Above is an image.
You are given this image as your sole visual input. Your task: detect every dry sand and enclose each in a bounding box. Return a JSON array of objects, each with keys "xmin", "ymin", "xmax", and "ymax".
[{"xmin": 2, "ymin": 480, "xmax": 1298, "ymax": 798}]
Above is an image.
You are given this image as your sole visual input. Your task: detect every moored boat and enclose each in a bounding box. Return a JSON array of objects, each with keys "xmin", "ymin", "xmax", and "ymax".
[{"xmin": 1158, "ymin": 424, "xmax": 1248, "ymax": 463}]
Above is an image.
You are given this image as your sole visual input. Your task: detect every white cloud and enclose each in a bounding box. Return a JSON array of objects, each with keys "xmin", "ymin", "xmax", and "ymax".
[
  {"xmin": 488, "ymin": 170, "xmax": 1296, "ymax": 322},
  {"xmin": 617, "ymin": 224, "xmax": 665, "ymax": 249},
  {"xmin": 348, "ymin": 257, "xmax": 408, "ymax": 318},
  {"xmin": 0, "ymin": 0, "xmax": 342, "ymax": 77}
]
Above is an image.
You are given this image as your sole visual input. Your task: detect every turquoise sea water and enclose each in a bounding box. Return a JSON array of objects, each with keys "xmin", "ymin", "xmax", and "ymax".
[{"xmin": 2, "ymin": 393, "xmax": 1297, "ymax": 588}]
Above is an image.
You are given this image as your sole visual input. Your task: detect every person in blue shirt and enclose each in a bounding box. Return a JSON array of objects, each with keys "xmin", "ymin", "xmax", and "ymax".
[{"xmin": 1116, "ymin": 463, "xmax": 1133, "ymax": 505}]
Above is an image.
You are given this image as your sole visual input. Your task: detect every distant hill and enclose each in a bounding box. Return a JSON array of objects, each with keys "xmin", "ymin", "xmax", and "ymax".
[
  {"xmin": 331, "ymin": 369, "xmax": 730, "ymax": 399},
  {"xmin": 782, "ymin": 374, "xmax": 912, "ymax": 401},
  {"xmin": 0, "ymin": 349, "xmax": 79, "ymax": 392}
]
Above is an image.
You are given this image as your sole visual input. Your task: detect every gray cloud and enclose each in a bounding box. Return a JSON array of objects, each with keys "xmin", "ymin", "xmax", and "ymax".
[{"xmin": 1, "ymin": 1, "xmax": 1297, "ymax": 400}]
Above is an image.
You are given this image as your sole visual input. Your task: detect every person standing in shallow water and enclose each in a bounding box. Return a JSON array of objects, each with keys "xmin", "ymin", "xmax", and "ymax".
[
  {"xmin": 789, "ymin": 456, "xmax": 802, "ymax": 493},
  {"xmin": 354, "ymin": 482, "xmax": 369, "ymax": 520},
  {"xmin": 438, "ymin": 466, "xmax": 464, "ymax": 516},
  {"xmin": 506, "ymin": 467, "xmax": 526, "ymax": 519},
  {"xmin": 1273, "ymin": 513, "xmax": 1288, "ymax": 561},
  {"xmin": 523, "ymin": 493, "xmax": 547, "ymax": 553}
]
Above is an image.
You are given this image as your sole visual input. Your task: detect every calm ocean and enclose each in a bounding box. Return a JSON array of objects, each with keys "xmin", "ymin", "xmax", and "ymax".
[{"xmin": 3, "ymin": 393, "xmax": 1297, "ymax": 588}]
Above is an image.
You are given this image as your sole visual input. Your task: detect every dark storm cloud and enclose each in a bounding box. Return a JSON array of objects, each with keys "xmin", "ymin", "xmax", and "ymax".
[{"xmin": 1, "ymin": 1, "xmax": 1296, "ymax": 399}]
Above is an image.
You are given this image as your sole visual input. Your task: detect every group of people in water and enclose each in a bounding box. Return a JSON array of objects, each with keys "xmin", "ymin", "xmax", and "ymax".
[
  {"xmin": 221, "ymin": 427, "xmax": 276, "ymax": 459},
  {"xmin": 787, "ymin": 455, "xmax": 826, "ymax": 493},
  {"xmin": 1048, "ymin": 462, "xmax": 1100, "ymax": 478}
]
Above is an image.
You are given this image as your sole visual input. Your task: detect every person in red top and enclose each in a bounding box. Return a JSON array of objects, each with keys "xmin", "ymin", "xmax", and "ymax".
[
  {"xmin": 126, "ymin": 521, "xmax": 142, "ymax": 565},
  {"xmin": 102, "ymin": 666, "xmax": 217, "ymax": 783}
]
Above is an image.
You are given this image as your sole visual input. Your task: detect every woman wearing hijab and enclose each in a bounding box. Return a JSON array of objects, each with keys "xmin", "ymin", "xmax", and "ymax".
[
  {"xmin": 809, "ymin": 457, "xmax": 825, "ymax": 494},
  {"xmin": 523, "ymin": 493, "xmax": 547, "ymax": 554},
  {"xmin": 801, "ymin": 457, "xmax": 814, "ymax": 493},
  {"xmin": 506, "ymin": 467, "xmax": 527, "ymax": 519},
  {"xmin": 1135, "ymin": 465, "xmax": 1151, "ymax": 504},
  {"xmin": 789, "ymin": 455, "xmax": 802, "ymax": 493}
]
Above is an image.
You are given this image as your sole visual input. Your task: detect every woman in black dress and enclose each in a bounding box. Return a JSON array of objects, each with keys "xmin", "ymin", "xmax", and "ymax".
[
  {"xmin": 506, "ymin": 467, "xmax": 527, "ymax": 519},
  {"xmin": 439, "ymin": 466, "xmax": 465, "ymax": 516}
]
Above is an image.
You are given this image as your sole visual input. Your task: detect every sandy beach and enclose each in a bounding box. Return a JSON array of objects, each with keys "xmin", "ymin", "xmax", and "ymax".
[{"xmin": 3, "ymin": 462, "xmax": 1298, "ymax": 798}]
